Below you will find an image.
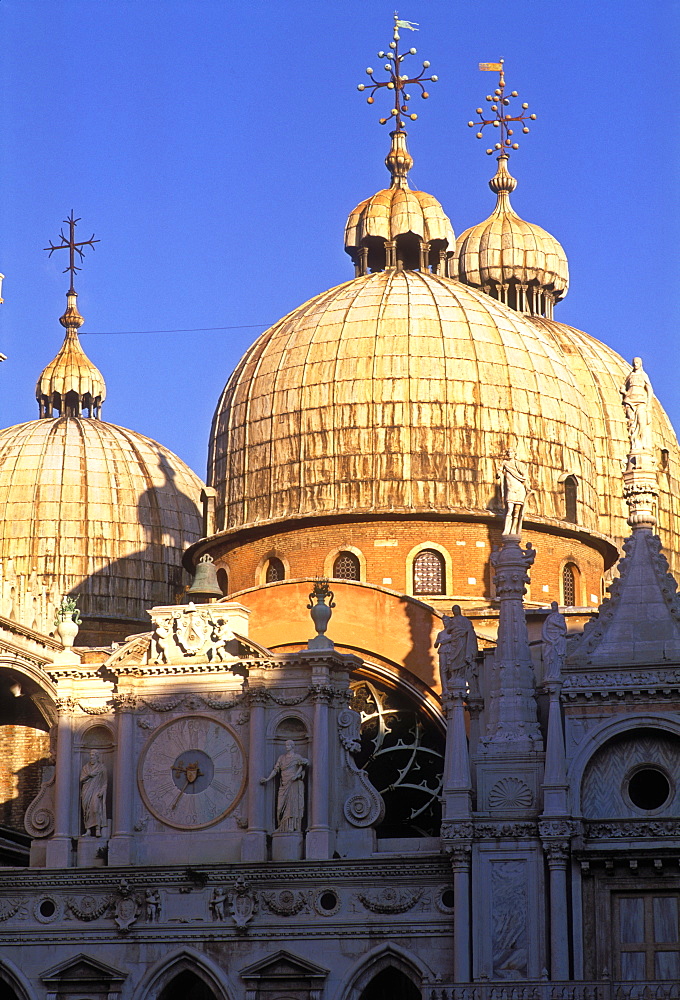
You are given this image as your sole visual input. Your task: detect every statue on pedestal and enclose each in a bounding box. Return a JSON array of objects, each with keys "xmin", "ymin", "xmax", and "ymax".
[
  {"xmin": 435, "ymin": 605, "xmax": 478, "ymax": 693},
  {"xmin": 498, "ymin": 449, "xmax": 530, "ymax": 536},
  {"xmin": 79, "ymin": 750, "xmax": 107, "ymax": 837},
  {"xmin": 260, "ymin": 740, "xmax": 309, "ymax": 832},
  {"xmin": 621, "ymin": 357, "xmax": 653, "ymax": 453},
  {"xmin": 541, "ymin": 601, "xmax": 567, "ymax": 681}
]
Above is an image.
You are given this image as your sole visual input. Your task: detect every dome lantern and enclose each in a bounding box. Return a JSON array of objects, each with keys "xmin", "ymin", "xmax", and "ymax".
[
  {"xmin": 346, "ymin": 16, "xmax": 455, "ymax": 277},
  {"xmin": 456, "ymin": 63, "xmax": 568, "ymax": 318}
]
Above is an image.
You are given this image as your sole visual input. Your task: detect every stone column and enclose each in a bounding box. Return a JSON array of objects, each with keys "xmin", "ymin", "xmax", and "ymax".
[
  {"xmin": 108, "ymin": 694, "xmax": 136, "ymax": 866},
  {"xmin": 242, "ymin": 687, "xmax": 268, "ymax": 861},
  {"xmin": 306, "ymin": 680, "xmax": 333, "ymax": 859},
  {"xmin": 446, "ymin": 836, "xmax": 473, "ymax": 982},
  {"xmin": 45, "ymin": 696, "xmax": 76, "ymax": 868},
  {"xmin": 540, "ymin": 823, "xmax": 572, "ymax": 980},
  {"xmin": 542, "ymin": 680, "xmax": 568, "ymax": 815},
  {"xmin": 442, "ymin": 683, "xmax": 472, "ymax": 821}
]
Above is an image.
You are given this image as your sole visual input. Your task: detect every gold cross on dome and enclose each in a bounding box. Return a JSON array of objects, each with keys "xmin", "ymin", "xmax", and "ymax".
[
  {"xmin": 468, "ymin": 60, "xmax": 537, "ymax": 155},
  {"xmin": 44, "ymin": 211, "xmax": 100, "ymax": 292},
  {"xmin": 357, "ymin": 13, "xmax": 438, "ymax": 130}
]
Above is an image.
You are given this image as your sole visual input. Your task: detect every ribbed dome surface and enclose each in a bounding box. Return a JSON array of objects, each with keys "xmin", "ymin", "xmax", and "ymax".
[
  {"xmin": 209, "ymin": 270, "xmax": 600, "ymax": 533},
  {"xmin": 454, "ymin": 158, "xmax": 568, "ymax": 315},
  {"xmin": 36, "ymin": 330, "xmax": 106, "ymax": 408},
  {"xmin": 0, "ymin": 418, "xmax": 203, "ymax": 630},
  {"xmin": 529, "ymin": 317, "xmax": 680, "ymax": 573},
  {"xmin": 345, "ymin": 186, "xmax": 455, "ymax": 249}
]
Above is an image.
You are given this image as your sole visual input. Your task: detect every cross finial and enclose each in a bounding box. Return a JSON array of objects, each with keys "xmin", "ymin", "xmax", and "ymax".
[
  {"xmin": 357, "ymin": 13, "xmax": 437, "ymax": 130},
  {"xmin": 43, "ymin": 211, "xmax": 100, "ymax": 293},
  {"xmin": 468, "ymin": 61, "xmax": 536, "ymax": 155}
]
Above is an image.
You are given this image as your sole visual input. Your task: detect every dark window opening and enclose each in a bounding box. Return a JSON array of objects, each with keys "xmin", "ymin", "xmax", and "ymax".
[
  {"xmin": 564, "ymin": 475, "xmax": 578, "ymax": 523},
  {"xmin": 628, "ymin": 768, "xmax": 671, "ymax": 811},
  {"xmin": 359, "ymin": 968, "xmax": 421, "ymax": 1000},
  {"xmin": 413, "ymin": 549, "xmax": 445, "ymax": 595},
  {"xmin": 333, "ymin": 552, "xmax": 360, "ymax": 581}
]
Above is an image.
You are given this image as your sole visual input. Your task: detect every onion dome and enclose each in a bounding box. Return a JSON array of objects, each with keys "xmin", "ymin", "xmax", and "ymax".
[
  {"xmin": 455, "ymin": 156, "xmax": 569, "ymax": 318},
  {"xmin": 0, "ymin": 284, "xmax": 204, "ymax": 640},
  {"xmin": 209, "ymin": 269, "xmax": 600, "ymax": 535},
  {"xmin": 345, "ymin": 131, "xmax": 456, "ymax": 276},
  {"xmin": 36, "ymin": 291, "xmax": 106, "ymax": 417}
]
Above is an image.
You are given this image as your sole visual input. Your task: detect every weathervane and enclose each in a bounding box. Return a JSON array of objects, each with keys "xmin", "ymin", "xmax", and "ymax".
[
  {"xmin": 357, "ymin": 13, "xmax": 438, "ymax": 130},
  {"xmin": 468, "ymin": 61, "xmax": 536, "ymax": 155},
  {"xmin": 44, "ymin": 211, "xmax": 100, "ymax": 293}
]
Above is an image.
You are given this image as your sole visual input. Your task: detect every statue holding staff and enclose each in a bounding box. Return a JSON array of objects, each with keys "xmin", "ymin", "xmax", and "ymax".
[{"xmin": 260, "ymin": 740, "xmax": 309, "ymax": 832}]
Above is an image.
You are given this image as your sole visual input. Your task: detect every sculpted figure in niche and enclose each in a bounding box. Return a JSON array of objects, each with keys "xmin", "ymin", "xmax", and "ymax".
[
  {"xmin": 435, "ymin": 605, "xmax": 478, "ymax": 693},
  {"xmin": 541, "ymin": 601, "xmax": 567, "ymax": 681},
  {"xmin": 621, "ymin": 357, "xmax": 653, "ymax": 453},
  {"xmin": 260, "ymin": 739, "xmax": 309, "ymax": 833},
  {"xmin": 80, "ymin": 750, "xmax": 107, "ymax": 837},
  {"xmin": 209, "ymin": 887, "xmax": 227, "ymax": 921},
  {"xmin": 498, "ymin": 449, "xmax": 530, "ymax": 536}
]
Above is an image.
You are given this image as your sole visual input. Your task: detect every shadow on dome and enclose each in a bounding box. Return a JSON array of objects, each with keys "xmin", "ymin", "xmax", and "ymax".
[{"xmin": 69, "ymin": 452, "xmax": 203, "ymax": 646}]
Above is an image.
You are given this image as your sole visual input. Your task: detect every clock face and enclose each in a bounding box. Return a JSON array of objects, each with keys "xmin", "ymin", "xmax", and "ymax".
[{"xmin": 138, "ymin": 715, "xmax": 246, "ymax": 830}]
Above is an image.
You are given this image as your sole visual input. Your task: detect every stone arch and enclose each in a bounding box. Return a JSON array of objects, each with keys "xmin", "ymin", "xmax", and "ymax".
[
  {"xmin": 336, "ymin": 942, "xmax": 433, "ymax": 1000},
  {"xmin": 324, "ymin": 545, "xmax": 366, "ymax": 582},
  {"xmin": 133, "ymin": 948, "xmax": 233, "ymax": 1000},
  {"xmin": 567, "ymin": 714, "xmax": 680, "ymax": 816},
  {"xmin": 255, "ymin": 549, "xmax": 291, "ymax": 586},
  {"xmin": 0, "ymin": 957, "xmax": 35, "ymax": 1000}
]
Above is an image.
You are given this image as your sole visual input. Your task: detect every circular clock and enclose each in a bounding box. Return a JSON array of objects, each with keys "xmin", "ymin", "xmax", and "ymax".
[{"xmin": 138, "ymin": 714, "xmax": 246, "ymax": 830}]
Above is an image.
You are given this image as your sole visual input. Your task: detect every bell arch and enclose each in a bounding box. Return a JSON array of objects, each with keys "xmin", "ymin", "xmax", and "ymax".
[{"xmin": 133, "ymin": 948, "xmax": 232, "ymax": 1000}]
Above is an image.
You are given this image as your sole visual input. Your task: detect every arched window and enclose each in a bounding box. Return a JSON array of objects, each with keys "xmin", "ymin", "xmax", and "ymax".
[
  {"xmin": 564, "ymin": 475, "xmax": 578, "ymax": 523},
  {"xmin": 333, "ymin": 551, "xmax": 360, "ymax": 580},
  {"xmin": 413, "ymin": 549, "xmax": 445, "ymax": 595},
  {"xmin": 562, "ymin": 563, "xmax": 577, "ymax": 607},
  {"xmin": 265, "ymin": 557, "xmax": 284, "ymax": 583}
]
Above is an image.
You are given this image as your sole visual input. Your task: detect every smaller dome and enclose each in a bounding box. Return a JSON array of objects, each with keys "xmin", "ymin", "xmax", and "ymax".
[
  {"xmin": 344, "ymin": 131, "xmax": 455, "ymax": 277},
  {"xmin": 455, "ymin": 156, "xmax": 568, "ymax": 319},
  {"xmin": 36, "ymin": 291, "xmax": 106, "ymax": 418}
]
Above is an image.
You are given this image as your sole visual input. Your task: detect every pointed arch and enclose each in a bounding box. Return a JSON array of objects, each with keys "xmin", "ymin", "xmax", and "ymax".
[
  {"xmin": 0, "ymin": 957, "xmax": 36, "ymax": 1000},
  {"xmin": 132, "ymin": 948, "xmax": 233, "ymax": 1000},
  {"xmin": 335, "ymin": 942, "xmax": 433, "ymax": 1000}
]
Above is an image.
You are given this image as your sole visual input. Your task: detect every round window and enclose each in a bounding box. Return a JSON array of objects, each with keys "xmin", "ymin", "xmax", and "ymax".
[
  {"xmin": 39, "ymin": 898, "xmax": 56, "ymax": 918},
  {"xmin": 319, "ymin": 891, "xmax": 338, "ymax": 911},
  {"xmin": 627, "ymin": 767, "xmax": 671, "ymax": 811}
]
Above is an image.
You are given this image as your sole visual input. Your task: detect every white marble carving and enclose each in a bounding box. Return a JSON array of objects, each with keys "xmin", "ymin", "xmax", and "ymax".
[
  {"xmin": 79, "ymin": 750, "xmax": 107, "ymax": 837},
  {"xmin": 621, "ymin": 357, "xmax": 653, "ymax": 453},
  {"xmin": 491, "ymin": 860, "xmax": 529, "ymax": 979},
  {"xmin": 260, "ymin": 740, "xmax": 309, "ymax": 833}
]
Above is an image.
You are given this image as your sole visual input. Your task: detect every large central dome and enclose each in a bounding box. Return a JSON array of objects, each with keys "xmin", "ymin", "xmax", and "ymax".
[{"xmin": 209, "ymin": 269, "xmax": 600, "ymax": 533}]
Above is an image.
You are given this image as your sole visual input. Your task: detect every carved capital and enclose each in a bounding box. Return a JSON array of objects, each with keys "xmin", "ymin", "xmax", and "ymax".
[
  {"xmin": 55, "ymin": 696, "xmax": 78, "ymax": 714},
  {"xmin": 310, "ymin": 683, "xmax": 334, "ymax": 705},
  {"xmin": 542, "ymin": 840, "xmax": 571, "ymax": 864},
  {"xmin": 441, "ymin": 821, "xmax": 474, "ymax": 841},
  {"xmin": 113, "ymin": 693, "xmax": 138, "ymax": 712}
]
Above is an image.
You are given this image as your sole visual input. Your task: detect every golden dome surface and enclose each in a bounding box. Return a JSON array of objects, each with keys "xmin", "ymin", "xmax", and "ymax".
[
  {"xmin": 36, "ymin": 292, "xmax": 106, "ymax": 417},
  {"xmin": 209, "ymin": 269, "xmax": 601, "ymax": 534},
  {"xmin": 0, "ymin": 417, "xmax": 203, "ymax": 634},
  {"xmin": 455, "ymin": 157, "xmax": 569, "ymax": 318}
]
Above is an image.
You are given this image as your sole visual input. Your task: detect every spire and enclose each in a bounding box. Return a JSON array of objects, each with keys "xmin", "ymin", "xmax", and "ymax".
[
  {"xmin": 568, "ymin": 360, "xmax": 680, "ymax": 667},
  {"xmin": 456, "ymin": 62, "xmax": 568, "ymax": 317},
  {"xmin": 37, "ymin": 214, "xmax": 105, "ymax": 419}
]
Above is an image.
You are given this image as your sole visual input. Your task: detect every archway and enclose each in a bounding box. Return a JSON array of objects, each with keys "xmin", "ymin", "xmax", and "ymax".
[
  {"xmin": 359, "ymin": 968, "xmax": 420, "ymax": 1000},
  {"xmin": 158, "ymin": 971, "xmax": 218, "ymax": 1000}
]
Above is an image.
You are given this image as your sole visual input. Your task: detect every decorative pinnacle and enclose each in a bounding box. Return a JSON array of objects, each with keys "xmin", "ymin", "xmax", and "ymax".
[
  {"xmin": 357, "ymin": 14, "xmax": 437, "ymax": 130},
  {"xmin": 468, "ymin": 60, "xmax": 536, "ymax": 155},
  {"xmin": 44, "ymin": 211, "xmax": 100, "ymax": 294}
]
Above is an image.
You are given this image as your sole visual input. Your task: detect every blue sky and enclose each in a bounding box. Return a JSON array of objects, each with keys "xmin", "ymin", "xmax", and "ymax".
[{"xmin": 1, "ymin": 0, "xmax": 678, "ymax": 479}]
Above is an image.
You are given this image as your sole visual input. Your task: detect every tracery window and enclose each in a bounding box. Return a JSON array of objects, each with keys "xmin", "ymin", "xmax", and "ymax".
[
  {"xmin": 350, "ymin": 678, "xmax": 444, "ymax": 838},
  {"xmin": 413, "ymin": 549, "xmax": 445, "ymax": 595},
  {"xmin": 564, "ymin": 475, "xmax": 578, "ymax": 523},
  {"xmin": 333, "ymin": 552, "xmax": 360, "ymax": 581},
  {"xmin": 562, "ymin": 563, "xmax": 577, "ymax": 607},
  {"xmin": 265, "ymin": 557, "xmax": 284, "ymax": 583}
]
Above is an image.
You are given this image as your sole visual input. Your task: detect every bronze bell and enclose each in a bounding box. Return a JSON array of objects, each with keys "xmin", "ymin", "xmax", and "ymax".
[{"xmin": 187, "ymin": 553, "xmax": 223, "ymax": 601}]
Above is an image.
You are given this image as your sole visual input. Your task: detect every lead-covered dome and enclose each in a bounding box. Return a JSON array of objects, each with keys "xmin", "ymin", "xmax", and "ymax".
[
  {"xmin": 0, "ymin": 292, "xmax": 204, "ymax": 640},
  {"xmin": 209, "ymin": 269, "xmax": 599, "ymax": 533},
  {"xmin": 455, "ymin": 156, "xmax": 569, "ymax": 318}
]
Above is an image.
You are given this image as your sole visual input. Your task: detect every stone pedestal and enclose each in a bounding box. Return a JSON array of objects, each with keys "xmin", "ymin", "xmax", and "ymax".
[
  {"xmin": 77, "ymin": 834, "xmax": 108, "ymax": 868},
  {"xmin": 271, "ymin": 831, "xmax": 303, "ymax": 861},
  {"xmin": 241, "ymin": 831, "xmax": 267, "ymax": 862},
  {"xmin": 305, "ymin": 828, "xmax": 334, "ymax": 859}
]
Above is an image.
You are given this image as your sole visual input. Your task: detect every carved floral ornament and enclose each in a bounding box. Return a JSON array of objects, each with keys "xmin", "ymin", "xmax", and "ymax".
[{"xmin": 488, "ymin": 776, "xmax": 533, "ymax": 810}]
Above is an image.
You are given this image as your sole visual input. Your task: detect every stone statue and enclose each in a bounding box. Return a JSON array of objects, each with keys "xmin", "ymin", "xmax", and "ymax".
[
  {"xmin": 435, "ymin": 605, "xmax": 478, "ymax": 692},
  {"xmin": 498, "ymin": 449, "xmax": 530, "ymax": 536},
  {"xmin": 260, "ymin": 740, "xmax": 309, "ymax": 833},
  {"xmin": 144, "ymin": 888, "xmax": 161, "ymax": 923},
  {"xmin": 209, "ymin": 887, "xmax": 227, "ymax": 921},
  {"xmin": 79, "ymin": 750, "xmax": 107, "ymax": 837},
  {"xmin": 541, "ymin": 601, "xmax": 567, "ymax": 681},
  {"xmin": 621, "ymin": 357, "xmax": 653, "ymax": 453}
]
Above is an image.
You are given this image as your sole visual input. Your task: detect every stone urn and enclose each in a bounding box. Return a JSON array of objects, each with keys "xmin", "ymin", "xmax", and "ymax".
[
  {"xmin": 54, "ymin": 596, "xmax": 82, "ymax": 650},
  {"xmin": 307, "ymin": 579, "xmax": 335, "ymax": 650}
]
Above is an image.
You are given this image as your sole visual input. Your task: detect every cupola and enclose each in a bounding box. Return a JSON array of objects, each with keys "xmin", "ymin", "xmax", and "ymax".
[{"xmin": 36, "ymin": 290, "xmax": 106, "ymax": 418}]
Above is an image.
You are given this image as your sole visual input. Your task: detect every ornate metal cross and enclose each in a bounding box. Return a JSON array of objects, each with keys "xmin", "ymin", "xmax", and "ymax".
[
  {"xmin": 357, "ymin": 13, "xmax": 438, "ymax": 130},
  {"xmin": 468, "ymin": 60, "xmax": 536, "ymax": 155},
  {"xmin": 44, "ymin": 211, "xmax": 100, "ymax": 292}
]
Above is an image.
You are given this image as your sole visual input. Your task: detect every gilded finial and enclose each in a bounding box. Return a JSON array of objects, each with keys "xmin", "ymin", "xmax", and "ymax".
[
  {"xmin": 44, "ymin": 211, "xmax": 100, "ymax": 294},
  {"xmin": 468, "ymin": 60, "xmax": 536, "ymax": 156},
  {"xmin": 357, "ymin": 14, "xmax": 437, "ymax": 131}
]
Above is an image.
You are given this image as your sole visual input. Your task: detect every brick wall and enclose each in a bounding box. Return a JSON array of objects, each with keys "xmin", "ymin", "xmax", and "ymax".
[{"xmin": 0, "ymin": 726, "xmax": 50, "ymax": 831}]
